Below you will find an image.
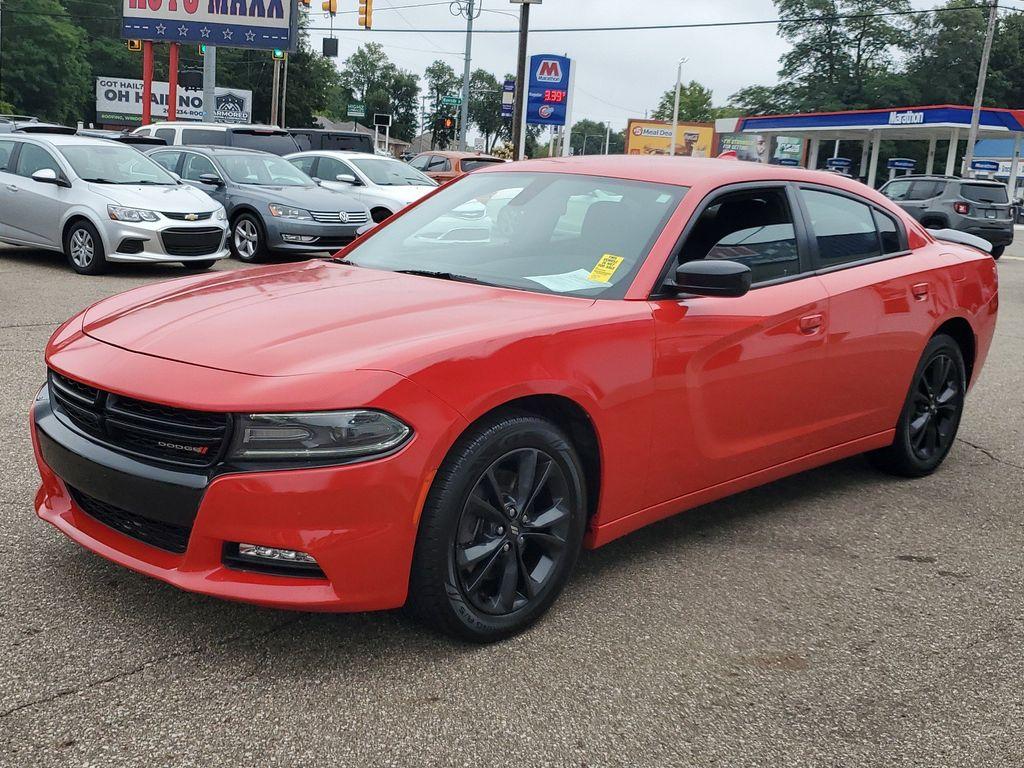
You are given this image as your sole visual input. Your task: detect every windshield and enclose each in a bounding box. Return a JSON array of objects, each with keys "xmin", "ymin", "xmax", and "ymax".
[
  {"xmin": 61, "ymin": 144, "xmax": 176, "ymax": 185},
  {"xmin": 345, "ymin": 171, "xmax": 686, "ymax": 299},
  {"xmin": 350, "ymin": 157, "xmax": 436, "ymax": 187},
  {"xmin": 461, "ymin": 158, "xmax": 505, "ymax": 172},
  {"xmin": 219, "ymin": 153, "xmax": 312, "ymax": 186}
]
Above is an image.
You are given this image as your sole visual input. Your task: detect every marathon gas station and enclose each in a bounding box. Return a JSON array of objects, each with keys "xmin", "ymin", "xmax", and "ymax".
[{"xmin": 717, "ymin": 104, "xmax": 1024, "ymax": 192}]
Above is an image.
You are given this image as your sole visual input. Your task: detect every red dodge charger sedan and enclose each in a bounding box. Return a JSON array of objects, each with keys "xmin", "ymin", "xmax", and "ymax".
[{"xmin": 31, "ymin": 157, "xmax": 998, "ymax": 641}]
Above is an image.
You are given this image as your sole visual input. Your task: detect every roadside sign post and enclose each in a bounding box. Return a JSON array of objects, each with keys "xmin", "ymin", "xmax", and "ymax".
[{"xmin": 203, "ymin": 45, "xmax": 217, "ymax": 121}]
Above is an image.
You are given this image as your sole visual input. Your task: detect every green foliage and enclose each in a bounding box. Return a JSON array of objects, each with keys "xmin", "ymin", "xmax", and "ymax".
[
  {"xmin": 468, "ymin": 69, "xmax": 506, "ymax": 152},
  {"xmin": 652, "ymin": 81, "xmax": 715, "ymax": 123},
  {"xmin": 329, "ymin": 43, "xmax": 419, "ymax": 141}
]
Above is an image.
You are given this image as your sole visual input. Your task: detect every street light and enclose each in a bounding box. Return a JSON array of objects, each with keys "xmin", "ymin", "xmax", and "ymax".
[{"xmin": 670, "ymin": 57, "xmax": 688, "ymax": 158}]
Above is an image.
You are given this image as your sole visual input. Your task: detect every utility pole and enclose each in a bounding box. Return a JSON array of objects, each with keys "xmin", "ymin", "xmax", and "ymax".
[
  {"xmin": 455, "ymin": 0, "xmax": 477, "ymax": 151},
  {"xmin": 281, "ymin": 56, "xmax": 289, "ymax": 128},
  {"xmin": 670, "ymin": 57, "xmax": 687, "ymax": 157},
  {"xmin": 512, "ymin": 1, "xmax": 532, "ymax": 160},
  {"xmin": 203, "ymin": 46, "xmax": 217, "ymax": 122},
  {"xmin": 270, "ymin": 57, "xmax": 281, "ymax": 126},
  {"xmin": 963, "ymin": 1, "xmax": 998, "ymax": 175}
]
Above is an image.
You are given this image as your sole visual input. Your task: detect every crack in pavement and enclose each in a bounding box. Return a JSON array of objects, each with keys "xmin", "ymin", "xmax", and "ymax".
[
  {"xmin": 0, "ymin": 322, "xmax": 63, "ymax": 330},
  {"xmin": 956, "ymin": 438, "xmax": 1024, "ymax": 471},
  {"xmin": 0, "ymin": 615, "xmax": 305, "ymax": 720}
]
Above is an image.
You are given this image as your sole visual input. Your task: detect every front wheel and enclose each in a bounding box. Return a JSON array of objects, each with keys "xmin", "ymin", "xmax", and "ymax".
[
  {"xmin": 990, "ymin": 244, "xmax": 1005, "ymax": 260},
  {"xmin": 408, "ymin": 413, "xmax": 587, "ymax": 642},
  {"xmin": 870, "ymin": 334, "xmax": 966, "ymax": 477},
  {"xmin": 64, "ymin": 221, "xmax": 107, "ymax": 275},
  {"xmin": 230, "ymin": 214, "xmax": 267, "ymax": 263}
]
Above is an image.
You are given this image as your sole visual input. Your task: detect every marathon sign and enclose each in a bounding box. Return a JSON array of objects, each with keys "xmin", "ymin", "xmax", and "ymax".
[
  {"xmin": 526, "ymin": 54, "xmax": 572, "ymax": 127},
  {"xmin": 96, "ymin": 77, "xmax": 252, "ymax": 124},
  {"xmin": 121, "ymin": 0, "xmax": 296, "ymax": 51},
  {"xmin": 888, "ymin": 110, "xmax": 925, "ymax": 126}
]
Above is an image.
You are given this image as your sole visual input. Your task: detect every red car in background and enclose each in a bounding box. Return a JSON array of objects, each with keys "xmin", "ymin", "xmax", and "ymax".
[{"xmin": 31, "ymin": 157, "xmax": 998, "ymax": 642}]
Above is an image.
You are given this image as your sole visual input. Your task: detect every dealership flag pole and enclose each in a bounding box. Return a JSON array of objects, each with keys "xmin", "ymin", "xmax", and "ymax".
[
  {"xmin": 203, "ymin": 46, "xmax": 217, "ymax": 122},
  {"xmin": 142, "ymin": 41, "xmax": 154, "ymax": 125},
  {"xmin": 963, "ymin": 1, "xmax": 998, "ymax": 175}
]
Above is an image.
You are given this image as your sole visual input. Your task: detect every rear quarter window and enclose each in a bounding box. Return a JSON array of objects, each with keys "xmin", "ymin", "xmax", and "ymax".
[{"xmin": 181, "ymin": 128, "xmax": 227, "ymax": 146}]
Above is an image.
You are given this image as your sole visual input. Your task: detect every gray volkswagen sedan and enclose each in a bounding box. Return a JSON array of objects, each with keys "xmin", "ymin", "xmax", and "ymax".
[{"xmin": 147, "ymin": 146, "xmax": 372, "ymax": 262}]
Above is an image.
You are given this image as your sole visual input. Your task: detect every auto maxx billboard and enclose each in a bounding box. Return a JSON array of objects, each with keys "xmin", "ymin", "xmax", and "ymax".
[
  {"xmin": 625, "ymin": 119, "xmax": 714, "ymax": 157},
  {"xmin": 121, "ymin": 0, "xmax": 297, "ymax": 51},
  {"xmin": 96, "ymin": 77, "xmax": 252, "ymax": 124}
]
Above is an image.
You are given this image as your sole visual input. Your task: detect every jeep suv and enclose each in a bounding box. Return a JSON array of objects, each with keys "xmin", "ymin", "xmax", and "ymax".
[{"xmin": 879, "ymin": 175, "xmax": 1013, "ymax": 259}]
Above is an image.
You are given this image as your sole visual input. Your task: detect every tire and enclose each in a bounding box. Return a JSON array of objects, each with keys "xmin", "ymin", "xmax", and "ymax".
[
  {"xmin": 180, "ymin": 259, "xmax": 217, "ymax": 271},
  {"xmin": 229, "ymin": 213, "xmax": 267, "ymax": 263},
  {"xmin": 407, "ymin": 413, "xmax": 587, "ymax": 643},
  {"xmin": 63, "ymin": 220, "xmax": 107, "ymax": 275},
  {"xmin": 370, "ymin": 207, "xmax": 393, "ymax": 224},
  {"xmin": 869, "ymin": 333, "xmax": 966, "ymax": 478},
  {"xmin": 990, "ymin": 244, "xmax": 1004, "ymax": 260}
]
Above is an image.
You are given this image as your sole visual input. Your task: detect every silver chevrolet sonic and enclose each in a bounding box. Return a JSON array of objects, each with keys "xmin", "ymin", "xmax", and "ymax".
[{"xmin": 0, "ymin": 134, "xmax": 228, "ymax": 275}]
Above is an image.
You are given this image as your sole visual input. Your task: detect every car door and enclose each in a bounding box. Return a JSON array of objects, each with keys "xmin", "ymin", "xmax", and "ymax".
[
  {"xmin": 794, "ymin": 184, "xmax": 944, "ymax": 446},
  {"xmin": 4, "ymin": 142, "xmax": 67, "ymax": 247},
  {"xmin": 645, "ymin": 183, "xmax": 834, "ymax": 506},
  {"xmin": 0, "ymin": 138, "xmax": 20, "ymax": 239},
  {"xmin": 314, "ymin": 155, "xmax": 372, "ymax": 205}
]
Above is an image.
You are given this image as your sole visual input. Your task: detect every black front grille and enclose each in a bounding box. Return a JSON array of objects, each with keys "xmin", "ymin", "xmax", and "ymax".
[
  {"xmin": 313, "ymin": 236, "xmax": 356, "ymax": 248},
  {"xmin": 48, "ymin": 370, "xmax": 230, "ymax": 468},
  {"xmin": 160, "ymin": 227, "xmax": 223, "ymax": 256},
  {"xmin": 163, "ymin": 211, "xmax": 213, "ymax": 221},
  {"xmin": 68, "ymin": 485, "xmax": 191, "ymax": 554}
]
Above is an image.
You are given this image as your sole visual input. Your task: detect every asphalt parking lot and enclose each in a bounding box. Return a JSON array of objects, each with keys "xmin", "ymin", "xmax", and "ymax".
[{"xmin": 1, "ymin": 244, "xmax": 1022, "ymax": 767}]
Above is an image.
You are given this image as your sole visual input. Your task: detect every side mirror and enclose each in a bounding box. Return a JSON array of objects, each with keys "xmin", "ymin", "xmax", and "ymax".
[
  {"xmin": 31, "ymin": 168, "xmax": 68, "ymax": 187},
  {"xmin": 336, "ymin": 173, "xmax": 358, "ymax": 184},
  {"xmin": 198, "ymin": 172, "xmax": 224, "ymax": 187},
  {"xmin": 1014, "ymin": 197, "xmax": 1022, "ymax": 206},
  {"xmin": 673, "ymin": 259, "xmax": 752, "ymax": 298}
]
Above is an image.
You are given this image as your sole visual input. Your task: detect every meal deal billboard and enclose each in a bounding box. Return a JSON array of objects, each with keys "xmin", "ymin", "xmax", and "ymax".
[
  {"xmin": 625, "ymin": 119, "xmax": 713, "ymax": 157},
  {"xmin": 96, "ymin": 77, "xmax": 252, "ymax": 124},
  {"xmin": 526, "ymin": 54, "xmax": 571, "ymax": 127},
  {"xmin": 121, "ymin": 0, "xmax": 296, "ymax": 51}
]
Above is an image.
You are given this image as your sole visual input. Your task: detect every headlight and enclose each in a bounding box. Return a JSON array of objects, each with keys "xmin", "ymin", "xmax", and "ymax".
[
  {"xmin": 229, "ymin": 410, "xmax": 411, "ymax": 461},
  {"xmin": 214, "ymin": 207, "xmax": 227, "ymax": 221},
  {"xmin": 107, "ymin": 205, "xmax": 160, "ymax": 222},
  {"xmin": 268, "ymin": 203, "xmax": 312, "ymax": 220}
]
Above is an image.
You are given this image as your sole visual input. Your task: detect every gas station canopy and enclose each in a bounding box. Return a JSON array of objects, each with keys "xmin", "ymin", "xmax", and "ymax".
[{"xmin": 731, "ymin": 104, "xmax": 1024, "ymax": 189}]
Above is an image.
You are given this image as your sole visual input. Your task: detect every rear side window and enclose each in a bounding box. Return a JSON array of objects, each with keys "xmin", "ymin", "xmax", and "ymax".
[
  {"xmin": 427, "ymin": 156, "xmax": 451, "ymax": 172},
  {"xmin": 960, "ymin": 183, "xmax": 1008, "ymax": 204},
  {"xmin": 182, "ymin": 128, "xmax": 227, "ymax": 146},
  {"xmin": 799, "ymin": 189, "xmax": 881, "ymax": 266},
  {"xmin": 461, "ymin": 158, "xmax": 504, "ymax": 172},
  {"xmin": 324, "ymin": 133, "xmax": 374, "ymax": 153},
  {"xmin": 154, "ymin": 128, "xmax": 176, "ymax": 144},
  {"xmin": 0, "ymin": 139, "xmax": 16, "ymax": 171},
  {"xmin": 882, "ymin": 180, "xmax": 912, "ymax": 201},
  {"xmin": 681, "ymin": 187, "xmax": 801, "ymax": 284},
  {"xmin": 909, "ymin": 181, "xmax": 945, "ymax": 200},
  {"xmin": 228, "ymin": 130, "xmax": 300, "ymax": 155}
]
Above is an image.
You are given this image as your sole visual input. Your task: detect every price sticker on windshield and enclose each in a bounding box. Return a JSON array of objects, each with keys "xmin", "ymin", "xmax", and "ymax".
[{"xmin": 588, "ymin": 254, "xmax": 624, "ymax": 283}]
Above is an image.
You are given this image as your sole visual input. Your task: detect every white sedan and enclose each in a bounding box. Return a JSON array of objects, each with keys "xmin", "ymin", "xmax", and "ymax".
[{"xmin": 285, "ymin": 150, "xmax": 437, "ymax": 224}]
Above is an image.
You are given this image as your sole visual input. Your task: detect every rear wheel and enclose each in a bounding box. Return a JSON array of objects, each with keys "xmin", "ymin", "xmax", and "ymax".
[
  {"xmin": 64, "ymin": 220, "xmax": 107, "ymax": 275},
  {"xmin": 180, "ymin": 259, "xmax": 217, "ymax": 271},
  {"xmin": 408, "ymin": 413, "xmax": 587, "ymax": 642},
  {"xmin": 869, "ymin": 334, "xmax": 966, "ymax": 477},
  {"xmin": 230, "ymin": 214, "xmax": 267, "ymax": 263},
  {"xmin": 990, "ymin": 244, "xmax": 1005, "ymax": 260}
]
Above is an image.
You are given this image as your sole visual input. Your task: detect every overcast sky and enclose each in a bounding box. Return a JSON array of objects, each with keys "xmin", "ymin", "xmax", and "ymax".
[{"xmin": 303, "ymin": 0, "xmax": 944, "ymax": 135}]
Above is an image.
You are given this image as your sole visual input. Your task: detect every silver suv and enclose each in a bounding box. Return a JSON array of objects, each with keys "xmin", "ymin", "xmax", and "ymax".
[{"xmin": 879, "ymin": 175, "xmax": 1014, "ymax": 259}]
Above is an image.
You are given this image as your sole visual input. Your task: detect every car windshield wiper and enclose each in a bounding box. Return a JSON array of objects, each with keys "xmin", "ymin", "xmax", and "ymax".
[
  {"xmin": 392, "ymin": 269, "xmax": 490, "ymax": 285},
  {"xmin": 79, "ymin": 177, "xmax": 119, "ymax": 183}
]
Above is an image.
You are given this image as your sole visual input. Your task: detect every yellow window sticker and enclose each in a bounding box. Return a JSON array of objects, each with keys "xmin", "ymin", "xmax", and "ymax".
[{"xmin": 588, "ymin": 254, "xmax": 624, "ymax": 283}]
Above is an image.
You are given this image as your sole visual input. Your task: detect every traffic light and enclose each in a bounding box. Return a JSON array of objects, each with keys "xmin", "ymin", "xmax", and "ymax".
[
  {"xmin": 322, "ymin": 0, "xmax": 336, "ymax": 14},
  {"xmin": 272, "ymin": 48, "xmax": 286, "ymax": 60},
  {"xmin": 358, "ymin": 0, "xmax": 373, "ymax": 28},
  {"xmin": 198, "ymin": 43, "xmax": 206, "ymax": 56},
  {"xmin": 300, "ymin": 0, "xmax": 310, "ymax": 5},
  {"xmin": 126, "ymin": 39, "xmax": 142, "ymax": 52},
  {"xmin": 434, "ymin": 117, "xmax": 454, "ymax": 131}
]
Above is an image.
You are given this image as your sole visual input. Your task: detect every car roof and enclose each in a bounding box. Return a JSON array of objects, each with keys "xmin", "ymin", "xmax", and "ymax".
[
  {"xmin": 150, "ymin": 145, "xmax": 271, "ymax": 156},
  {"xmin": 5, "ymin": 133, "xmax": 125, "ymax": 148},
  {"xmin": 418, "ymin": 150, "xmax": 503, "ymax": 160},
  {"xmin": 292, "ymin": 149, "xmax": 394, "ymax": 159}
]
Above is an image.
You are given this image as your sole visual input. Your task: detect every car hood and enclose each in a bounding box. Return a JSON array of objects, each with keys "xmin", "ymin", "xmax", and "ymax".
[
  {"xmin": 375, "ymin": 185, "xmax": 435, "ymax": 204},
  {"xmin": 81, "ymin": 260, "xmax": 594, "ymax": 377},
  {"xmin": 233, "ymin": 183, "xmax": 368, "ymax": 213},
  {"xmin": 86, "ymin": 182, "xmax": 219, "ymax": 213}
]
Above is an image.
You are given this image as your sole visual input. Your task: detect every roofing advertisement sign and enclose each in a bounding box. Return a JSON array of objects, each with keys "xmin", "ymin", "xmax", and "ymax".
[
  {"xmin": 96, "ymin": 77, "xmax": 252, "ymax": 124},
  {"xmin": 625, "ymin": 119, "xmax": 713, "ymax": 157},
  {"xmin": 121, "ymin": 0, "xmax": 297, "ymax": 51},
  {"xmin": 526, "ymin": 55, "xmax": 572, "ymax": 127}
]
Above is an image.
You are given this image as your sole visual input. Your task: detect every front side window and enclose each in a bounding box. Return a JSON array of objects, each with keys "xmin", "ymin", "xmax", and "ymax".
[
  {"xmin": 289, "ymin": 155, "xmax": 316, "ymax": 176},
  {"xmin": 427, "ymin": 156, "xmax": 451, "ymax": 172},
  {"xmin": 59, "ymin": 144, "xmax": 176, "ymax": 185},
  {"xmin": 680, "ymin": 187, "xmax": 800, "ymax": 284},
  {"xmin": 16, "ymin": 143, "xmax": 61, "ymax": 178},
  {"xmin": 316, "ymin": 156, "xmax": 355, "ymax": 182},
  {"xmin": 218, "ymin": 153, "xmax": 312, "ymax": 187},
  {"xmin": 409, "ymin": 155, "xmax": 430, "ymax": 170},
  {"xmin": 346, "ymin": 171, "xmax": 686, "ymax": 299},
  {"xmin": 181, "ymin": 153, "xmax": 217, "ymax": 181},
  {"xmin": 799, "ymin": 188, "xmax": 881, "ymax": 266},
  {"xmin": 150, "ymin": 151, "xmax": 182, "ymax": 173}
]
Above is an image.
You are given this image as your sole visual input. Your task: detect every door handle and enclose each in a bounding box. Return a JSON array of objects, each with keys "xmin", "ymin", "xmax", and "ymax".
[
  {"xmin": 6, "ymin": 184, "xmax": 18, "ymax": 192},
  {"xmin": 799, "ymin": 313, "xmax": 824, "ymax": 334},
  {"xmin": 911, "ymin": 282, "xmax": 930, "ymax": 301}
]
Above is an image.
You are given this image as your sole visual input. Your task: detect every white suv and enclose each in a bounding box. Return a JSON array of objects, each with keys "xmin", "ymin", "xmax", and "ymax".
[
  {"xmin": 0, "ymin": 133, "xmax": 228, "ymax": 275},
  {"xmin": 133, "ymin": 122, "xmax": 301, "ymax": 156}
]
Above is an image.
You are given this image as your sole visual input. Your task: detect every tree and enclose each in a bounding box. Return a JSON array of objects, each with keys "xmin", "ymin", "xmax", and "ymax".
[
  {"xmin": 423, "ymin": 60, "xmax": 460, "ymax": 149},
  {"xmin": 329, "ymin": 43, "xmax": 419, "ymax": 140},
  {"xmin": 468, "ymin": 69, "xmax": 506, "ymax": 152},
  {"xmin": 567, "ymin": 119, "xmax": 623, "ymax": 155},
  {"xmin": 651, "ymin": 81, "xmax": 714, "ymax": 123}
]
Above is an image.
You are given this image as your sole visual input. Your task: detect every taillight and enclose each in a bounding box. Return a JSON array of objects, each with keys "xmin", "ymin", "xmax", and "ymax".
[{"xmin": 954, "ymin": 201, "xmax": 970, "ymax": 215}]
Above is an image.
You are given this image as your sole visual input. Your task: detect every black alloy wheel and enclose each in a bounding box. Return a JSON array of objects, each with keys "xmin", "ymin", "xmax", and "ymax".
[
  {"xmin": 870, "ymin": 333, "xmax": 966, "ymax": 477},
  {"xmin": 408, "ymin": 413, "xmax": 586, "ymax": 642},
  {"xmin": 453, "ymin": 448, "xmax": 572, "ymax": 616}
]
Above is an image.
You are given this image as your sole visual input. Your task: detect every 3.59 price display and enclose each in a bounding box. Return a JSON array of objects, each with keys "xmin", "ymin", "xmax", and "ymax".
[{"xmin": 543, "ymin": 89, "xmax": 567, "ymax": 103}]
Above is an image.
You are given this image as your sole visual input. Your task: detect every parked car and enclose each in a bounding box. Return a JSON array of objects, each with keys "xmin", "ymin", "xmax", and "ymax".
[
  {"xmin": 285, "ymin": 150, "xmax": 437, "ymax": 223},
  {"xmin": 0, "ymin": 133, "xmax": 228, "ymax": 274},
  {"xmin": 289, "ymin": 128, "xmax": 375, "ymax": 154},
  {"xmin": 147, "ymin": 145, "xmax": 371, "ymax": 262},
  {"xmin": 408, "ymin": 150, "xmax": 505, "ymax": 183},
  {"xmin": 133, "ymin": 122, "xmax": 301, "ymax": 155},
  {"xmin": 77, "ymin": 128, "xmax": 167, "ymax": 147},
  {"xmin": 879, "ymin": 174, "xmax": 1014, "ymax": 259},
  {"xmin": 31, "ymin": 157, "xmax": 997, "ymax": 642}
]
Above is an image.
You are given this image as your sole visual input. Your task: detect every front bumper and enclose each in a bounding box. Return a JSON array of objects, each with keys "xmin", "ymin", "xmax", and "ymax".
[
  {"xmin": 31, "ymin": 369, "xmax": 463, "ymax": 612},
  {"xmin": 101, "ymin": 215, "xmax": 229, "ymax": 264},
  {"xmin": 263, "ymin": 217, "xmax": 367, "ymax": 254}
]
